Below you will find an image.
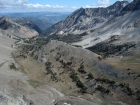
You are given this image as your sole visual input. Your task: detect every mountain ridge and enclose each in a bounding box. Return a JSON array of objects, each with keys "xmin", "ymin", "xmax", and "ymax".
[
  {"xmin": 45, "ymin": 1, "xmax": 128, "ymax": 35},
  {"xmin": 0, "ymin": 17, "xmax": 38, "ymax": 38},
  {"xmin": 44, "ymin": 0, "xmax": 140, "ymax": 48}
]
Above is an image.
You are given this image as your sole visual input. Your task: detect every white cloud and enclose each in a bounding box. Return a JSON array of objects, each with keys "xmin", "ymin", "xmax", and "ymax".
[
  {"xmin": 45, "ymin": 4, "xmax": 52, "ymax": 8},
  {"xmin": 98, "ymin": 0, "xmax": 110, "ymax": 5},
  {"xmin": 71, "ymin": 6, "xmax": 78, "ymax": 9},
  {"xmin": 24, "ymin": 4, "xmax": 43, "ymax": 8},
  {"xmin": 0, "ymin": 0, "xmax": 28, "ymax": 6},
  {"xmin": 0, "ymin": 0, "xmax": 70, "ymax": 10},
  {"xmin": 85, "ymin": 3, "xmax": 107, "ymax": 8},
  {"xmin": 24, "ymin": 4, "xmax": 67, "ymax": 9},
  {"xmin": 119, "ymin": 0, "xmax": 133, "ymax": 2}
]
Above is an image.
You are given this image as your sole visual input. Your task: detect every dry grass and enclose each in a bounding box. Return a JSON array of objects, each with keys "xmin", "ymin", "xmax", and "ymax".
[
  {"xmin": 27, "ymin": 79, "xmax": 44, "ymax": 88},
  {"xmin": 105, "ymin": 56, "xmax": 140, "ymax": 73}
]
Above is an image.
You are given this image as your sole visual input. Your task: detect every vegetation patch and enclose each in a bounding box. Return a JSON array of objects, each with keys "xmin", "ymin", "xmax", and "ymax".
[
  {"xmin": 9, "ymin": 63, "xmax": 18, "ymax": 70},
  {"xmin": 78, "ymin": 64, "xmax": 87, "ymax": 74},
  {"xmin": 87, "ymin": 73, "xmax": 94, "ymax": 79},
  {"xmin": 44, "ymin": 34, "xmax": 82, "ymax": 43},
  {"xmin": 87, "ymin": 42, "xmax": 135, "ymax": 56},
  {"xmin": 70, "ymin": 71, "xmax": 87, "ymax": 93},
  {"xmin": 119, "ymin": 83, "xmax": 134, "ymax": 96},
  {"xmin": 96, "ymin": 78, "xmax": 115, "ymax": 86},
  {"xmin": 70, "ymin": 72, "xmax": 79, "ymax": 82},
  {"xmin": 136, "ymin": 90, "xmax": 140, "ymax": 100},
  {"xmin": 96, "ymin": 85, "xmax": 111, "ymax": 94},
  {"xmin": 28, "ymin": 80, "xmax": 44, "ymax": 88},
  {"xmin": 45, "ymin": 62, "xmax": 58, "ymax": 81},
  {"xmin": 59, "ymin": 34, "xmax": 82, "ymax": 43}
]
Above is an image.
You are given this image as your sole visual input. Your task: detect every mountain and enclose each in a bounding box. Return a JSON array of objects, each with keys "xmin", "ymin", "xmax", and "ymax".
[
  {"xmin": 46, "ymin": 1, "xmax": 128, "ymax": 35},
  {"xmin": 42, "ymin": 0, "xmax": 140, "ymax": 49},
  {"xmin": 13, "ymin": 18, "xmax": 42, "ymax": 33},
  {"xmin": 0, "ymin": 17, "xmax": 38, "ymax": 38},
  {"xmin": 61, "ymin": 0, "xmax": 140, "ymax": 48},
  {"xmin": 6, "ymin": 1, "xmax": 140, "ymax": 105},
  {"xmin": 0, "ymin": 12, "xmax": 70, "ymax": 32}
]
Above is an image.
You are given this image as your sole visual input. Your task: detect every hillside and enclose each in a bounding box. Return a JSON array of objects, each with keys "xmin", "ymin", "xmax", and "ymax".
[
  {"xmin": 0, "ymin": 17, "xmax": 38, "ymax": 38},
  {"xmin": 13, "ymin": 37, "xmax": 140, "ymax": 105},
  {"xmin": 0, "ymin": 0, "xmax": 140, "ymax": 105},
  {"xmin": 0, "ymin": 20, "xmax": 101, "ymax": 105},
  {"xmin": 13, "ymin": 18, "xmax": 42, "ymax": 33}
]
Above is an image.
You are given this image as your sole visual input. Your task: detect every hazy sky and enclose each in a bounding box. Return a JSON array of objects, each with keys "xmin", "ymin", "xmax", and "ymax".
[{"xmin": 0, "ymin": 0, "xmax": 133, "ymax": 13}]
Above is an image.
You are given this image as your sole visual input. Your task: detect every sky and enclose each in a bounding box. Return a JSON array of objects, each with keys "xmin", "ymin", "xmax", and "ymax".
[{"xmin": 0, "ymin": 0, "xmax": 133, "ymax": 13}]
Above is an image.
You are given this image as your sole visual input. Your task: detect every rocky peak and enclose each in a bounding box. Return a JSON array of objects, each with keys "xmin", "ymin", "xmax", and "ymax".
[
  {"xmin": 0, "ymin": 17, "xmax": 10, "ymax": 21},
  {"xmin": 110, "ymin": 1, "xmax": 128, "ymax": 9},
  {"xmin": 121, "ymin": 0, "xmax": 140, "ymax": 12},
  {"xmin": 0, "ymin": 17, "xmax": 14, "ymax": 30}
]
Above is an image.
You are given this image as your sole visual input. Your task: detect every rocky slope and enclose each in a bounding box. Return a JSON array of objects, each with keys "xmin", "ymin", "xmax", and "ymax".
[
  {"xmin": 120, "ymin": 0, "xmax": 140, "ymax": 12},
  {"xmin": 13, "ymin": 37, "xmax": 140, "ymax": 105},
  {"xmin": 71, "ymin": 0, "xmax": 140, "ymax": 48},
  {"xmin": 0, "ymin": 22, "xmax": 103, "ymax": 105},
  {"xmin": 13, "ymin": 18, "xmax": 42, "ymax": 33},
  {"xmin": 46, "ymin": 1, "xmax": 128, "ymax": 35},
  {"xmin": 42, "ymin": 0, "xmax": 140, "ymax": 50},
  {"xmin": 0, "ymin": 17, "xmax": 38, "ymax": 38},
  {"xmin": 19, "ymin": 1, "xmax": 140, "ymax": 104}
]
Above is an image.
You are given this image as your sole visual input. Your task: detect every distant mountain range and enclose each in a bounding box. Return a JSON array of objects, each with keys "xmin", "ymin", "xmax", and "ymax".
[{"xmin": 0, "ymin": 12, "xmax": 70, "ymax": 33}]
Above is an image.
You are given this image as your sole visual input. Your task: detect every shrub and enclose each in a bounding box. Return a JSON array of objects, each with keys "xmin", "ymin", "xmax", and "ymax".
[
  {"xmin": 96, "ymin": 85, "xmax": 110, "ymax": 94},
  {"xmin": 76, "ymin": 80, "xmax": 87, "ymax": 90},
  {"xmin": 119, "ymin": 83, "xmax": 134, "ymax": 96},
  {"xmin": 70, "ymin": 72, "xmax": 78, "ymax": 82},
  {"xmin": 96, "ymin": 78, "xmax": 115, "ymax": 85},
  {"xmin": 136, "ymin": 90, "xmax": 140, "ymax": 100},
  {"xmin": 87, "ymin": 73, "xmax": 94, "ymax": 79},
  {"xmin": 45, "ymin": 62, "xmax": 52, "ymax": 72},
  {"xmin": 34, "ymin": 55, "xmax": 38, "ymax": 60},
  {"xmin": 10, "ymin": 63, "xmax": 17, "ymax": 70},
  {"xmin": 78, "ymin": 65, "xmax": 87, "ymax": 74},
  {"xmin": 70, "ymin": 72, "xmax": 87, "ymax": 92}
]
